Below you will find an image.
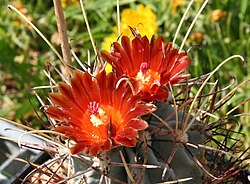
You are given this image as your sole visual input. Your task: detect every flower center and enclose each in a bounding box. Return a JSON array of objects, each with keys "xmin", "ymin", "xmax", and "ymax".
[
  {"xmin": 88, "ymin": 101, "xmax": 109, "ymax": 127},
  {"xmin": 135, "ymin": 63, "xmax": 161, "ymax": 91}
]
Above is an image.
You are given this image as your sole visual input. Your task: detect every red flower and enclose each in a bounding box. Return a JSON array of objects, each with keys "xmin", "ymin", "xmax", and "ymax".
[
  {"xmin": 45, "ymin": 70, "xmax": 154, "ymax": 156},
  {"xmin": 101, "ymin": 35, "xmax": 191, "ymax": 101}
]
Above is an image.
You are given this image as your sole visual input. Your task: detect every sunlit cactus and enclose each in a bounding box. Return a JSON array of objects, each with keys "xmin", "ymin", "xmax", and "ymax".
[{"xmin": 1, "ymin": 0, "xmax": 249, "ymax": 184}]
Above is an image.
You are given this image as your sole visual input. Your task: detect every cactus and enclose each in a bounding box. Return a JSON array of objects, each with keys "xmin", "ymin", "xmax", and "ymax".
[
  {"xmin": 69, "ymin": 102, "xmax": 205, "ymax": 183},
  {"xmin": 2, "ymin": 1, "xmax": 249, "ymax": 184}
]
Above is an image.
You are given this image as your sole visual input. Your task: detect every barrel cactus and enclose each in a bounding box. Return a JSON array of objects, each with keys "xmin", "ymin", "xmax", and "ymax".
[
  {"xmin": 3, "ymin": 1, "xmax": 249, "ymax": 183},
  {"xmin": 31, "ymin": 34, "xmax": 247, "ymax": 183}
]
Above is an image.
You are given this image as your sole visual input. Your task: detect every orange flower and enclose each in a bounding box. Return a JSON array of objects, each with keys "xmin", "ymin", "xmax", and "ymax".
[
  {"xmin": 45, "ymin": 70, "xmax": 153, "ymax": 156},
  {"xmin": 10, "ymin": 0, "xmax": 33, "ymax": 29},
  {"xmin": 191, "ymin": 32, "xmax": 204, "ymax": 44},
  {"xmin": 101, "ymin": 35, "xmax": 191, "ymax": 101},
  {"xmin": 171, "ymin": 0, "xmax": 185, "ymax": 13},
  {"xmin": 211, "ymin": 9, "xmax": 227, "ymax": 22}
]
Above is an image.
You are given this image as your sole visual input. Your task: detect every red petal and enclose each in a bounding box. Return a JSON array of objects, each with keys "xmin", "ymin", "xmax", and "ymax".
[
  {"xmin": 123, "ymin": 103, "xmax": 152, "ymax": 122},
  {"xmin": 45, "ymin": 106, "xmax": 64, "ymax": 120},
  {"xmin": 96, "ymin": 70, "xmax": 111, "ymax": 105},
  {"xmin": 131, "ymin": 37, "xmax": 145, "ymax": 76},
  {"xmin": 71, "ymin": 71, "xmax": 91, "ymax": 109},
  {"xmin": 49, "ymin": 93, "xmax": 83, "ymax": 118},
  {"xmin": 70, "ymin": 143, "xmax": 87, "ymax": 154},
  {"xmin": 121, "ymin": 36, "xmax": 133, "ymax": 72},
  {"xmin": 77, "ymin": 71, "xmax": 101, "ymax": 102},
  {"xmin": 55, "ymin": 126, "xmax": 89, "ymax": 142},
  {"xmin": 125, "ymin": 119, "xmax": 148, "ymax": 130},
  {"xmin": 114, "ymin": 127, "xmax": 138, "ymax": 147},
  {"xmin": 169, "ymin": 74, "xmax": 190, "ymax": 85},
  {"xmin": 141, "ymin": 36, "xmax": 150, "ymax": 68},
  {"xmin": 101, "ymin": 50, "xmax": 116, "ymax": 64},
  {"xmin": 113, "ymin": 42, "xmax": 132, "ymax": 75},
  {"xmin": 58, "ymin": 82, "xmax": 74, "ymax": 100}
]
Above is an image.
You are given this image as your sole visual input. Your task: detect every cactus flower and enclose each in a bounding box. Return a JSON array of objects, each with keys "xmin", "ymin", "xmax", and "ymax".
[
  {"xmin": 45, "ymin": 70, "xmax": 154, "ymax": 156},
  {"xmin": 101, "ymin": 35, "xmax": 191, "ymax": 101}
]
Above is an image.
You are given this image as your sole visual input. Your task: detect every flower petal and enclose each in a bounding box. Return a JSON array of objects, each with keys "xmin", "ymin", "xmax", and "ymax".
[
  {"xmin": 45, "ymin": 70, "xmax": 153, "ymax": 156},
  {"xmin": 101, "ymin": 35, "xmax": 191, "ymax": 101}
]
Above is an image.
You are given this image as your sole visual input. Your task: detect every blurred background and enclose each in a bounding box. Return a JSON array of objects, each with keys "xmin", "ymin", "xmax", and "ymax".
[{"xmin": 0, "ymin": 0, "xmax": 249, "ymax": 147}]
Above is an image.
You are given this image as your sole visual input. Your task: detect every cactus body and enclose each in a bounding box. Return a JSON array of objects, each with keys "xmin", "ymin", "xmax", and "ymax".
[{"xmin": 73, "ymin": 102, "xmax": 206, "ymax": 183}]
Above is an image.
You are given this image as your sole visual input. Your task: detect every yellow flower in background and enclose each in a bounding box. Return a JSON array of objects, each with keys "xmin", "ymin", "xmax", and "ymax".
[
  {"xmin": 102, "ymin": 4, "xmax": 158, "ymax": 73},
  {"xmin": 101, "ymin": 33, "xmax": 118, "ymax": 54},
  {"xmin": 120, "ymin": 4, "xmax": 157, "ymax": 38},
  {"xmin": 61, "ymin": 0, "xmax": 78, "ymax": 8},
  {"xmin": 102, "ymin": 4, "xmax": 158, "ymax": 52}
]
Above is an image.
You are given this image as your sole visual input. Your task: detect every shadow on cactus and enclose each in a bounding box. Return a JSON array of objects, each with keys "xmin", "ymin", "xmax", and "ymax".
[{"xmin": 2, "ymin": 0, "xmax": 250, "ymax": 184}]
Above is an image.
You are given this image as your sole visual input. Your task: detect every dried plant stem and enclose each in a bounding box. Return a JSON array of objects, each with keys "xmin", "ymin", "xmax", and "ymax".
[
  {"xmin": 150, "ymin": 112, "xmax": 175, "ymax": 133},
  {"xmin": 16, "ymin": 129, "xmax": 66, "ymax": 148},
  {"xmin": 183, "ymin": 55, "xmax": 244, "ymax": 132},
  {"xmin": 179, "ymin": 0, "xmax": 209, "ymax": 53},
  {"xmin": 21, "ymin": 156, "xmax": 64, "ymax": 184},
  {"xmin": 0, "ymin": 117, "xmax": 34, "ymax": 131},
  {"xmin": 158, "ymin": 177, "xmax": 193, "ymax": 184},
  {"xmin": 226, "ymin": 98, "xmax": 250, "ymax": 116},
  {"xmin": 215, "ymin": 80, "xmax": 250, "ymax": 107},
  {"xmin": 162, "ymin": 144, "xmax": 178, "ymax": 180},
  {"xmin": 116, "ymin": 77, "xmax": 136, "ymax": 95},
  {"xmin": 7, "ymin": 5, "xmax": 64, "ymax": 65},
  {"xmin": 79, "ymin": 0, "xmax": 101, "ymax": 65},
  {"xmin": 53, "ymin": 0, "xmax": 72, "ymax": 79},
  {"xmin": 119, "ymin": 149, "xmax": 136, "ymax": 183},
  {"xmin": 117, "ymin": 0, "xmax": 121, "ymax": 36},
  {"xmin": 168, "ymin": 82, "xmax": 179, "ymax": 130},
  {"xmin": 184, "ymin": 80, "xmax": 219, "ymax": 133},
  {"xmin": 172, "ymin": 0, "xmax": 194, "ymax": 47}
]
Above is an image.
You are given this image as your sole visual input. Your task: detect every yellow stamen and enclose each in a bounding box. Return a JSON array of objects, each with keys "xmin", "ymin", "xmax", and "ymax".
[
  {"xmin": 135, "ymin": 70, "xmax": 160, "ymax": 91},
  {"xmin": 90, "ymin": 108, "xmax": 109, "ymax": 127}
]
